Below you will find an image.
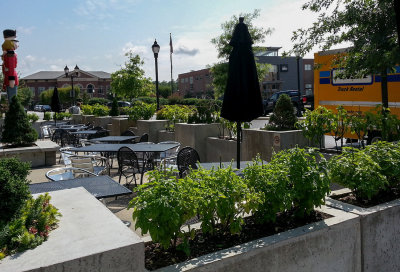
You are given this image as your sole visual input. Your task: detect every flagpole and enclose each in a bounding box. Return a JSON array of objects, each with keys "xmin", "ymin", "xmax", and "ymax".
[{"xmin": 170, "ymin": 33, "xmax": 174, "ymax": 93}]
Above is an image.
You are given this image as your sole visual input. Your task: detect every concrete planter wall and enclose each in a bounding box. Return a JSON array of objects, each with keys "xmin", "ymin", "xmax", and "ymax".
[
  {"xmin": 110, "ymin": 118, "xmax": 136, "ymax": 136},
  {"xmin": 0, "ymin": 140, "xmax": 59, "ymax": 167},
  {"xmin": 242, "ymin": 129, "xmax": 311, "ymax": 162},
  {"xmin": 158, "ymin": 130, "xmax": 175, "ymax": 142},
  {"xmin": 71, "ymin": 114, "xmax": 83, "ymax": 124},
  {"xmin": 206, "ymin": 137, "xmax": 240, "ymax": 162},
  {"xmin": 82, "ymin": 115, "xmax": 95, "ymax": 125},
  {"xmin": 93, "ymin": 116, "xmax": 112, "ymax": 128},
  {"xmin": 157, "ymin": 206, "xmax": 361, "ymax": 272},
  {"xmin": 175, "ymin": 123, "xmax": 219, "ymax": 162},
  {"xmin": 132, "ymin": 120, "xmax": 168, "ymax": 143},
  {"xmin": 326, "ymin": 189, "xmax": 400, "ymax": 272},
  {"xmin": 0, "ymin": 188, "xmax": 144, "ymax": 272}
]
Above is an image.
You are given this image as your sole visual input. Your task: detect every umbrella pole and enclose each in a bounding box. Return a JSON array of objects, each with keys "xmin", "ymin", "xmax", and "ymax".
[{"xmin": 237, "ymin": 121, "xmax": 241, "ymax": 169}]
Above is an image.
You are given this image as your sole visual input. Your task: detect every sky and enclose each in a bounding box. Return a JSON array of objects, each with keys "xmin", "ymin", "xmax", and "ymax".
[{"xmin": 1, "ymin": 0, "xmax": 324, "ymax": 82}]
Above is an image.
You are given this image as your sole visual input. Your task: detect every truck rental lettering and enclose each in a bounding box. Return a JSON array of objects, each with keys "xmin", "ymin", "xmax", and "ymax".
[{"xmin": 337, "ymin": 86, "xmax": 364, "ymax": 92}]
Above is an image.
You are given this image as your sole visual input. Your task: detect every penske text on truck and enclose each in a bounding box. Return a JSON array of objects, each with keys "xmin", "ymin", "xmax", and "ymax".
[{"xmin": 314, "ymin": 48, "xmax": 400, "ymax": 141}]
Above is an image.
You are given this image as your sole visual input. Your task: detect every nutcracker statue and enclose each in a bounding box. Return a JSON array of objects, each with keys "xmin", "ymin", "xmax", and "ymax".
[{"xmin": 2, "ymin": 29, "xmax": 19, "ymax": 103}]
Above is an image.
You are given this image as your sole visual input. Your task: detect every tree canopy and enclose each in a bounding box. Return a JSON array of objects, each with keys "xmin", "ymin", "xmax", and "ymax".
[
  {"xmin": 210, "ymin": 9, "xmax": 273, "ymax": 98},
  {"xmin": 289, "ymin": 0, "xmax": 400, "ymax": 107},
  {"xmin": 111, "ymin": 52, "xmax": 153, "ymax": 100}
]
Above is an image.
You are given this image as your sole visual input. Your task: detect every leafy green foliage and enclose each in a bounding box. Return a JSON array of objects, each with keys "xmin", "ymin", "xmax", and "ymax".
[
  {"xmin": 88, "ymin": 97, "xmax": 109, "ymax": 106},
  {"xmin": 0, "ymin": 193, "xmax": 61, "ymax": 259},
  {"xmin": 17, "ymin": 86, "xmax": 33, "ymax": 108},
  {"xmin": 53, "ymin": 112, "xmax": 71, "ymax": 120},
  {"xmin": 27, "ymin": 113, "xmax": 39, "ymax": 123},
  {"xmin": 0, "ymin": 158, "xmax": 31, "ymax": 227},
  {"xmin": 265, "ymin": 94, "xmax": 297, "ymax": 131},
  {"xmin": 296, "ymin": 106, "xmax": 333, "ymax": 149},
  {"xmin": 125, "ymin": 101, "xmax": 157, "ymax": 121},
  {"xmin": 328, "ymin": 147, "xmax": 388, "ymax": 201},
  {"xmin": 330, "ymin": 106, "xmax": 349, "ymax": 149},
  {"xmin": 1, "ymin": 96, "xmax": 38, "ymax": 145},
  {"xmin": 109, "ymin": 98, "xmax": 120, "ymax": 117},
  {"xmin": 111, "ymin": 52, "xmax": 153, "ymax": 99},
  {"xmin": 43, "ymin": 112, "xmax": 51, "ymax": 121},
  {"xmin": 188, "ymin": 99, "xmax": 221, "ymax": 124},
  {"xmin": 210, "ymin": 10, "xmax": 273, "ymax": 98},
  {"xmin": 156, "ymin": 105, "xmax": 194, "ymax": 131},
  {"xmin": 39, "ymin": 86, "xmax": 80, "ymax": 108},
  {"xmin": 81, "ymin": 104, "xmax": 110, "ymax": 116}
]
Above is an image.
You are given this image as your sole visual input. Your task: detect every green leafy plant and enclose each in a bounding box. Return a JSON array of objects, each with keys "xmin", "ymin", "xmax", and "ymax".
[
  {"xmin": 187, "ymin": 99, "xmax": 220, "ymax": 124},
  {"xmin": 328, "ymin": 147, "xmax": 388, "ymax": 201},
  {"xmin": 296, "ymin": 106, "xmax": 333, "ymax": 149},
  {"xmin": 330, "ymin": 106, "xmax": 349, "ymax": 150},
  {"xmin": 109, "ymin": 98, "xmax": 120, "ymax": 116},
  {"xmin": 0, "ymin": 193, "xmax": 61, "ymax": 259},
  {"xmin": 81, "ymin": 104, "xmax": 93, "ymax": 115},
  {"xmin": 1, "ymin": 96, "xmax": 38, "ymax": 146},
  {"xmin": 43, "ymin": 111, "xmax": 51, "ymax": 121},
  {"xmin": 265, "ymin": 94, "xmax": 297, "ymax": 131},
  {"xmin": 126, "ymin": 101, "xmax": 156, "ymax": 121},
  {"xmin": 52, "ymin": 112, "xmax": 72, "ymax": 120},
  {"xmin": 0, "ymin": 158, "xmax": 31, "ymax": 226},
  {"xmin": 81, "ymin": 104, "xmax": 110, "ymax": 116},
  {"xmin": 156, "ymin": 104, "xmax": 194, "ymax": 131},
  {"xmin": 27, "ymin": 113, "xmax": 39, "ymax": 123}
]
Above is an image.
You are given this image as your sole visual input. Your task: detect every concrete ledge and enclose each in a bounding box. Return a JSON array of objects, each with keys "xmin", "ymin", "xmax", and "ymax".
[
  {"xmin": 0, "ymin": 188, "xmax": 144, "ymax": 272},
  {"xmin": 158, "ymin": 206, "xmax": 361, "ymax": 272},
  {"xmin": 206, "ymin": 137, "xmax": 240, "ymax": 162},
  {"xmin": 326, "ymin": 194, "xmax": 400, "ymax": 272},
  {"xmin": 0, "ymin": 140, "xmax": 59, "ymax": 167}
]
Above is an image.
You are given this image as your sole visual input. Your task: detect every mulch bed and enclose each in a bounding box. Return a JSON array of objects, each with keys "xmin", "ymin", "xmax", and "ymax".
[
  {"xmin": 145, "ymin": 210, "xmax": 331, "ymax": 270},
  {"xmin": 330, "ymin": 187, "xmax": 400, "ymax": 208}
]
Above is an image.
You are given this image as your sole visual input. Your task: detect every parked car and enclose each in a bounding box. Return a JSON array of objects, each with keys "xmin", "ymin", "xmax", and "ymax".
[
  {"xmin": 302, "ymin": 94, "xmax": 314, "ymax": 111},
  {"xmin": 34, "ymin": 104, "xmax": 52, "ymax": 112},
  {"xmin": 106, "ymin": 101, "xmax": 131, "ymax": 108},
  {"xmin": 263, "ymin": 90, "xmax": 304, "ymax": 116}
]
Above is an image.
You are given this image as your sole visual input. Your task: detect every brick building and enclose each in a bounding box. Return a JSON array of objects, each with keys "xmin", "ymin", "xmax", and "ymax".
[
  {"xmin": 22, "ymin": 68, "xmax": 111, "ymax": 102},
  {"xmin": 177, "ymin": 47, "xmax": 314, "ymax": 99}
]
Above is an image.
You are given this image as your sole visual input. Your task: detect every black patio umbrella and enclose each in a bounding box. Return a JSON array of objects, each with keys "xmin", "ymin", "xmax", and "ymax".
[
  {"xmin": 395, "ymin": 0, "xmax": 400, "ymax": 49},
  {"xmin": 221, "ymin": 17, "xmax": 264, "ymax": 169},
  {"xmin": 51, "ymin": 86, "xmax": 61, "ymax": 126}
]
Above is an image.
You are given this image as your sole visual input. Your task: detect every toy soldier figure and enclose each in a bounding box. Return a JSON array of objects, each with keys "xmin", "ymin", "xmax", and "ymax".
[{"xmin": 2, "ymin": 29, "xmax": 19, "ymax": 103}]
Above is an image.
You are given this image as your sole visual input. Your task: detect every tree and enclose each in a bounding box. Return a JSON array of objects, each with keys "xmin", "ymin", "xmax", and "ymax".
[
  {"xmin": 2, "ymin": 96, "xmax": 38, "ymax": 146},
  {"xmin": 210, "ymin": 9, "xmax": 273, "ymax": 98},
  {"xmin": 109, "ymin": 97, "xmax": 119, "ymax": 116},
  {"xmin": 289, "ymin": 0, "xmax": 400, "ymax": 109},
  {"xmin": 111, "ymin": 52, "xmax": 153, "ymax": 100},
  {"xmin": 40, "ymin": 86, "xmax": 79, "ymax": 108},
  {"xmin": 17, "ymin": 86, "xmax": 33, "ymax": 108}
]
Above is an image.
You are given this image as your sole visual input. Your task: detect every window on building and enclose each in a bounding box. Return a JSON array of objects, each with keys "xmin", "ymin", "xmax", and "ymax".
[
  {"xmin": 190, "ymin": 84, "xmax": 193, "ymax": 90},
  {"xmin": 304, "ymin": 64, "xmax": 312, "ymax": 71},
  {"xmin": 181, "ymin": 78, "xmax": 184, "ymax": 83},
  {"xmin": 190, "ymin": 77, "xmax": 193, "ymax": 84},
  {"xmin": 87, "ymin": 84, "xmax": 94, "ymax": 93},
  {"xmin": 305, "ymin": 84, "xmax": 313, "ymax": 95},
  {"xmin": 29, "ymin": 87, "xmax": 35, "ymax": 93},
  {"xmin": 38, "ymin": 87, "xmax": 46, "ymax": 94},
  {"xmin": 185, "ymin": 78, "xmax": 188, "ymax": 83},
  {"xmin": 98, "ymin": 86, "xmax": 103, "ymax": 94}
]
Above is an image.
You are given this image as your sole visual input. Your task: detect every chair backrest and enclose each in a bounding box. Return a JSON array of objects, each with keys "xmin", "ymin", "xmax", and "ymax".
[
  {"xmin": 46, "ymin": 167, "xmax": 97, "ymax": 181},
  {"xmin": 70, "ymin": 156, "xmax": 95, "ymax": 174},
  {"xmin": 60, "ymin": 147, "xmax": 75, "ymax": 166},
  {"xmin": 93, "ymin": 126, "xmax": 104, "ymax": 131},
  {"xmin": 41, "ymin": 126, "xmax": 51, "ymax": 139},
  {"xmin": 158, "ymin": 141, "xmax": 181, "ymax": 159},
  {"xmin": 117, "ymin": 146, "xmax": 139, "ymax": 169},
  {"xmin": 89, "ymin": 129, "xmax": 109, "ymax": 139},
  {"xmin": 121, "ymin": 130, "xmax": 135, "ymax": 136},
  {"xmin": 139, "ymin": 133, "xmax": 148, "ymax": 143},
  {"xmin": 176, "ymin": 146, "xmax": 200, "ymax": 177}
]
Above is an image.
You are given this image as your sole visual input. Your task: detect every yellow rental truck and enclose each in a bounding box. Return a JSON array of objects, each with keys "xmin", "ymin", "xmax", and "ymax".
[{"xmin": 314, "ymin": 48, "xmax": 400, "ymax": 143}]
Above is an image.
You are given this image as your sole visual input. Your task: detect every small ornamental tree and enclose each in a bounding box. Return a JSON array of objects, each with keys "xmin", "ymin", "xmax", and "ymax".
[
  {"xmin": 109, "ymin": 98, "xmax": 120, "ymax": 116},
  {"xmin": 266, "ymin": 94, "xmax": 297, "ymax": 131},
  {"xmin": 1, "ymin": 96, "xmax": 38, "ymax": 146}
]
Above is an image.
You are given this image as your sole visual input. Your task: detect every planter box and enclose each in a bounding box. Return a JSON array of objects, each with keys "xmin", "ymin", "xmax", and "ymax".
[
  {"xmin": 0, "ymin": 140, "xmax": 59, "ymax": 167},
  {"xmin": 156, "ymin": 206, "xmax": 361, "ymax": 272},
  {"xmin": 0, "ymin": 188, "xmax": 144, "ymax": 272},
  {"xmin": 110, "ymin": 118, "xmax": 136, "ymax": 136},
  {"xmin": 326, "ymin": 189, "xmax": 400, "ymax": 272},
  {"xmin": 206, "ymin": 137, "xmax": 240, "ymax": 162},
  {"xmin": 82, "ymin": 115, "xmax": 95, "ymax": 125},
  {"xmin": 175, "ymin": 123, "xmax": 219, "ymax": 162},
  {"xmin": 93, "ymin": 116, "xmax": 112, "ymax": 128},
  {"xmin": 242, "ymin": 129, "xmax": 312, "ymax": 162},
  {"xmin": 71, "ymin": 114, "xmax": 83, "ymax": 124},
  {"xmin": 158, "ymin": 130, "xmax": 175, "ymax": 142},
  {"xmin": 135, "ymin": 120, "xmax": 168, "ymax": 143}
]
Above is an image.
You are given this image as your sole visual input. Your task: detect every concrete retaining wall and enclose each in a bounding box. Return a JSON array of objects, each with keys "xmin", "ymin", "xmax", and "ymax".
[
  {"xmin": 0, "ymin": 140, "xmax": 59, "ymax": 167},
  {"xmin": 158, "ymin": 206, "xmax": 361, "ymax": 272},
  {"xmin": 110, "ymin": 118, "xmax": 136, "ymax": 136},
  {"xmin": 158, "ymin": 130, "xmax": 175, "ymax": 142},
  {"xmin": 135, "ymin": 120, "xmax": 168, "ymax": 143},
  {"xmin": 93, "ymin": 116, "xmax": 112, "ymax": 128},
  {"xmin": 0, "ymin": 188, "xmax": 145, "ymax": 272},
  {"xmin": 326, "ymin": 191, "xmax": 400, "ymax": 272},
  {"xmin": 242, "ymin": 129, "xmax": 310, "ymax": 162},
  {"xmin": 206, "ymin": 137, "xmax": 240, "ymax": 162},
  {"xmin": 175, "ymin": 123, "xmax": 219, "ymax": 162}
]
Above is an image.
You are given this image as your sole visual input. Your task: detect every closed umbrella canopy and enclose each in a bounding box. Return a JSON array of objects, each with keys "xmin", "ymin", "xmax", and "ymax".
[
  {"xmin": 221, "ymin": 17, "xmax": 263, "ymax": 168},
  {"xmin": 221, "ymin": 17, "xmax": 263, "ymax": 122}
]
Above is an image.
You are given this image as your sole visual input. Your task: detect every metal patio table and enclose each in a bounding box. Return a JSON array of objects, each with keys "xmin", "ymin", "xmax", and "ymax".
[
  {"xmin": 70, "ymin": 143, "xmax": 180, "ymax": 184},
  {"xmin": 29, "ymin": 175, "xmax": 132, "ymax": 199},
  {"xmin": 89, "ymin": 135, "xmax": 139, "ymax": 143}
]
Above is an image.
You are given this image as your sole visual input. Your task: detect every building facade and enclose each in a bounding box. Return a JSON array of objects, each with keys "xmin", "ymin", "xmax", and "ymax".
[
  {"xmin": 22, "ymin": 69, "xmax": 111, "ymax": 102},
  {"xmin": 178, "ymin": 47, "xmax": 314, "ymax": 99}
]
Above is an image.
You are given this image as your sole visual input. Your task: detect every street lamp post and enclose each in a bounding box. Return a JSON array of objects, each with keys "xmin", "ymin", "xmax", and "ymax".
[
  {"xmin": 64, "ymin": 65, "xmax": 80, "ymax": 106},
  {"xmin": 152, "ymin": 40, "xmax": 160, "ymax": 111}
]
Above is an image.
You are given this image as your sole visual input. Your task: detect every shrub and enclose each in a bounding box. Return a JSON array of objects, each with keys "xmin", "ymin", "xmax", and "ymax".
[
  {"xmin": 88, "ymin": 97, "xmax": 109, "ymax": 105},
  {"xmin": 1, "ymin": 96, "xmax": 38, "ymax": 146},
  {"xmin": 265, "ymin": 94, "xmax": 297, "ymax": 131},
  {"xmin": 0, "ymin": 157, "xmax": 31, "ymax": 227},
  {"xmin": 81, "ymin": 104, "xmax": 93, "ymax": 115},
  {"xmin": 53, "ymin": 112, "xmax": 72, "ymax": 120},
  {"xmin": 126, "ymin": 101, "xmax": 156, "ymax": 121},
  {"xmin": 81, "ymin": 104, "xmax": 110, "ymax": 116},
  {"xmin": 156, "ymin": 105, "xmax": 194, "ymax": 131},
  {"xmin": 43, "ymin": 111, "xmax": 51, "ymax": 121},
  {"xmin": 188, "ymin": 99, "xmax": 220, "ymax": 124},
  {"xmin": 109, "ymin": 98, "xmax": 120, "ymax": 116},
  {"xmin": 27, "ymin": 113, "xmax": 39, "ymax": 123},
  {"xmin": 328, "ymin": 147, "xmax": 388, "ymax": 201},
  {"xmin": 0, "ymin": 193, "xmax": 60, "ymax": 259}
]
